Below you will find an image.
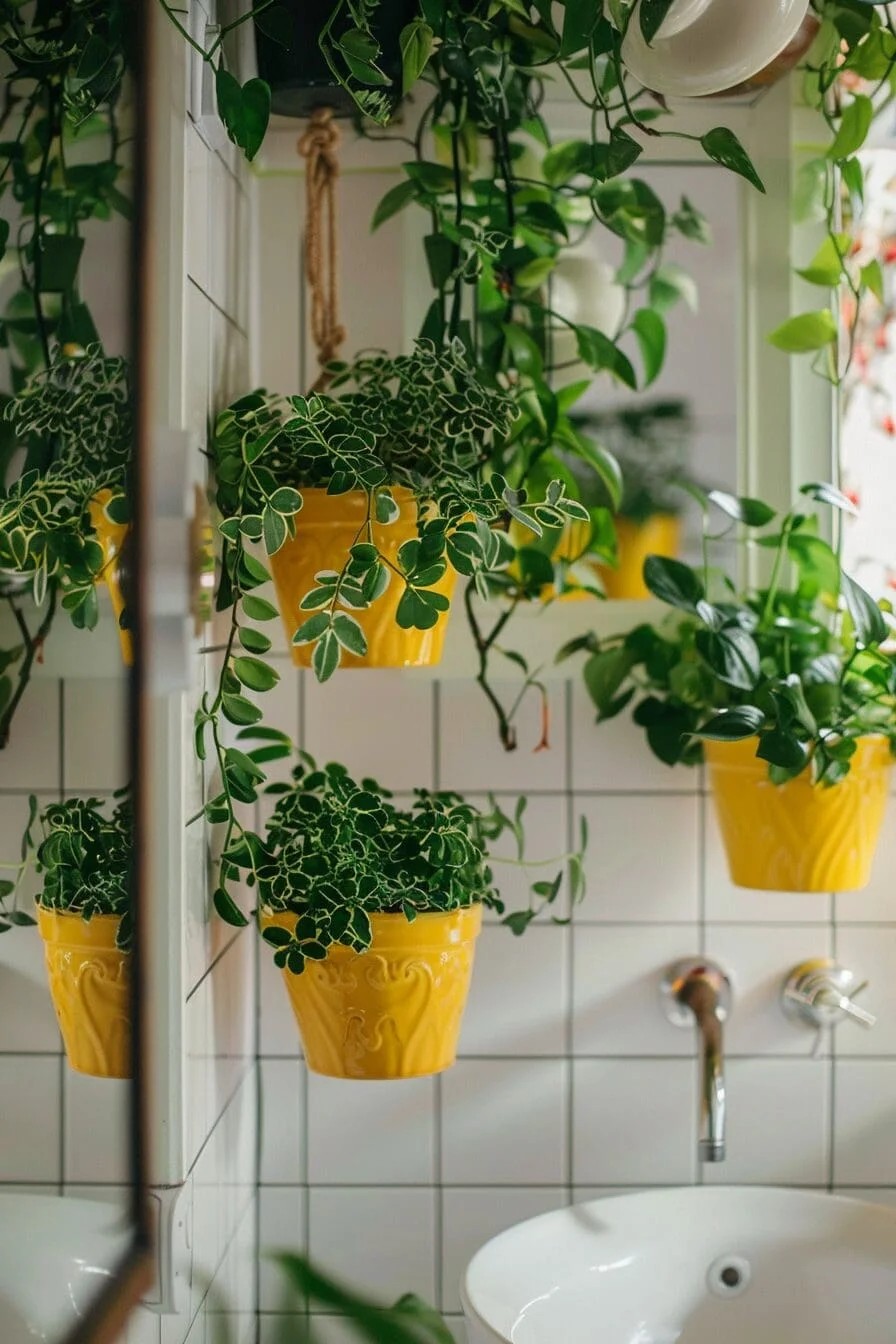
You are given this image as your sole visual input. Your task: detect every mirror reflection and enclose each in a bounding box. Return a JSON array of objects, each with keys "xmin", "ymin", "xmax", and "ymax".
[{"xmin": 0, "ymin": 3, "xmax": 141, "ymax": 1340}]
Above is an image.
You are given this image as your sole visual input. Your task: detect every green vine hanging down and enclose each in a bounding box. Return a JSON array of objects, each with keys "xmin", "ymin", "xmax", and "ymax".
[{"xmin": 0, "ymin": 2, "xmax": 134, "ymax": 746}]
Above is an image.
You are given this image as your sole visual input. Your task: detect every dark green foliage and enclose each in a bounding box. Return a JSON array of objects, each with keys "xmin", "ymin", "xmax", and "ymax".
[{"xmin": 563, "ymin": 486, "xmax": 896, "ymax": 785}]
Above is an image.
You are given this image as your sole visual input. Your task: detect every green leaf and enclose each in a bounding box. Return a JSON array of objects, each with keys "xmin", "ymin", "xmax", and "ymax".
[
  {"xmin": 399, "ymin": 19, "xmax": 434, "ymax": 95},
  {"xmin": 332, "ymin": 613, "xmax": 368, "ymax": 656},
  {"xmin": 403, "ymin": 161, "xmax": 455, "ymax": 193},
  {"xmin": 38, "ymin": 235, "xmax": 85, "ymax": 292},
  {"xmin": 254, "ymin": 5, "xmax": 293, "ymax": 48},
  {"xmin": 708, "ymin": 490, "xmax": 776, "ymax": 526},
  {"xmin": 695, "ymin": 626, "xmax": 760, "ymax": 690},
  {"xmin": 639, "ymin": 0, "xmax": 677, "ymax": 43},
  {"xmin": 376, "ymin": 490, "xmax": 400, "ymax": 524},
  {"xmin": 795, "ymin": 233, "xmax": 850, "ymax": 287},
  {"xmin": 233, "ymin": 655, "xmax": 280, "ymax": 692},
  {"xmin": 767, "ymin": 310, "xmax": 837, "ymax": 353},
  {"xmin": 583, "ymin": 646, "xmax": 636, "ymax": 718},
  {"xmin": 213, "ymin": 886, "xmax": 249, "ymax": 927},
  {"xmin": 607, "ymin": 126, "xmax": 642, "ymax": 177},
  {"xmin": 214, "ymin": 67, "xmax": 271, "ymax": 163},
  {"xmin": 560, "ymin": 0, "xmax": 603, "ymax": 56},
  {"xmin": 372, "ymin": 180, "xmax": 418, "ymax": 231},
  {"xmin": 575, "ymin": 326, "xmax": 636, "ymax": 387},
  {"xmin": 643, "ymin": 555, "xmax": 704, "ymax": 612},
  {"xmin": 221, "ymin": 693, "xmax": 263, "ymax": 726},
  {"xmin": 424, "ymin": 232, "xmax": 455, "ymax": 288},
  {"xmin": 502, "ymin": 323, "xmax": 544, "ymax": 377},
  {"xmin": 293, "ymin": 612, "xmax": 331, "ymax": 645},
  {"xmin": 262, "ymin": 506, "xmax": 288, "ymax": 554},
  {"xmin": 242, "ymin": 594, "xmax": 279, "ymax": 622},
  {"xmin": 269, "ymin": 487, "xmax": 303, "ymax": 515},
  {"xmin": 312, "ymin": 630, "xmax": 340, "ymax": 681},
  {"xmin": 860, "ymin": 258, "xmax": 884, "ymax": 303},
  {"xmin": 799, "ymin": 481, "xmax": 859, "ymax": 516},
  {"xmin": 842, "ymin": 572, "xmax": 888, "ymax": 647},
  {"xmin": 631, "ymin": 308, "xmax": 666, "ymax": 386},
  {"xmin": 757, "ymin": 729, "xmax": 809, "ymax": 771},
  {"xmin": 239, "ymin": 627, "xmax": 272, "ymax": 655},
  {"xmin": 515, "ymin": 256, "xmax": 555, "ymax": 291},
  {"xmin": 700, "ymin": 127, "xmax": 765, "ymax": 193},
  {"xmin": 649, "ymin": 262, "xmax": 698, "ymax": 314},
  {"xmin": 695, "ymin": 706, "xmax": 765, "ymax": 740},
  {"xmin": 828, "ymin": 94, "xmax": 873, "ymax": 160}
]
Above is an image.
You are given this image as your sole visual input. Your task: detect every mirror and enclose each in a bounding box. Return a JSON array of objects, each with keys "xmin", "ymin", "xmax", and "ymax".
[{"xmin": 0, "ymin": 4, "xmax": 150, "ymax": 1341}]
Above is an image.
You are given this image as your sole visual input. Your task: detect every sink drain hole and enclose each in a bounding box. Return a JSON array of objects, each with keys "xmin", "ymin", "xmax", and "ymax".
[{"xmin": 707, "ymin": 1255, "xmax": 751, "ymax": 1298}]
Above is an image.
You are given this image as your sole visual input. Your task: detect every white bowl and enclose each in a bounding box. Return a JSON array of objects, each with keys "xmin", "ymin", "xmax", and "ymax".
[
  {"xmin": 655, "ymin": 0, "xmax": 715, "ymax": 38},
  {"xmin": 622, "ymin": 0, "xmax": 811, "ymax": 98}
]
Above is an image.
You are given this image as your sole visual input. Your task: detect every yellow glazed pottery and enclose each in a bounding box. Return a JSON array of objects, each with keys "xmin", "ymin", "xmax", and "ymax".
[
  {"xmin": 262, "ymin": 904, "xmax": 482, "ymax": 1078},
  {"xmin": 37, "ymin": 907, "xmax": 131, "ymax": 1078},
  {"xmin": 704, "ymin": 735, "xmax": 893, "ymax": 892},
  {"xmin": 88, "ymin": 489, "xmax": 133, "ymax": 666},
  {"xmin": 508, "ymin": 517, "xmax": 595, "ymax": 602},
  {"xmin": 269, "ymin": 487, "xmax": 456, "ymax": 668},
  {"xmin": 600, "ymin": 513, "xmax": 680, "ymax": 600}
]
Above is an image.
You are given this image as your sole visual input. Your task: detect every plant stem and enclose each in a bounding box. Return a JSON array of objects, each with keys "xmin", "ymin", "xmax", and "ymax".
[{"xmin": 0, "ymin": 588, "xmax": 57, "ymax": 750}]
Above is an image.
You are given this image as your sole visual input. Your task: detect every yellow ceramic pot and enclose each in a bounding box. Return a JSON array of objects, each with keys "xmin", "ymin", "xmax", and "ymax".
[
  {"xmin": 601, "ymin": 513, "xmax": 681, "ymax": 601},
  {"xmin": 704, "ymin": 736, "xmax": 893, "ymax": 893},
  {"xmin": 269, "ymin": 487, "xmax": 456, "ymax": 668},
  {"xmin": 37, "ymin": 907, "xmax": 131, "ymax": 1079},
  {"xmin": 88, "ymin": 490, "xmax": 133, "ymax": 666},
  {"xmin": 262, "ymin": 904, "xmax": 482, "ymax": 1079}
]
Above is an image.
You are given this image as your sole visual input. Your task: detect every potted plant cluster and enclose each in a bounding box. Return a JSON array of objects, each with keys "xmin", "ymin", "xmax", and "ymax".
[
  {"xmin": 563, "ymin": 483, "xmax": 896, "ymax": 893},
  {"xmin": 1, "ymin": 791, "xmax": 133, "ymax": 1079},
  {"xmin": 211, "ymin": 338, "xmax": 588, "ymax": 680},
  {"xmin": 571, "ymin": 398, "xmax": 694, "ymax": 599},
  {"xmin": 215, "ymin": 752, "xmax": 584, "ymax": 1079}
]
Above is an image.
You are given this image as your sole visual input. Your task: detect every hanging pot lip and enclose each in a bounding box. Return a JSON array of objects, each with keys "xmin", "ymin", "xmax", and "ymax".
[
  {"xmin": 36, "ymin": 904, "xmax": 129, "ymax": 947},
  {"xmin": 260, "ymin": 902, "xmax": 484, "ymax": 949},
  {"xmin": 703, "ymin": 733, "xmax": 894, "ymax": 779}
]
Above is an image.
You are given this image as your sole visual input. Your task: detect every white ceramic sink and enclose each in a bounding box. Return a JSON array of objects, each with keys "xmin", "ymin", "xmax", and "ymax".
[
  {"xmin": 462, "ymin": 1187, "xmax": 896, "ymax": 1343},
  {"xmin": 0, "ymin": 1192, "xmax": 131, "ymax": 1340}
]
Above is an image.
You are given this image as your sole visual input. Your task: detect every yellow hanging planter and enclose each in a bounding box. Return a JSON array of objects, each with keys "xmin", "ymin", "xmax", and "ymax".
[
  {"xmin": 508, "ymin": 517, "xmax": 597, "ymax": 602},
  {"xmin": 88, "ymin": 489, "xmax": 133, "ymax": 666},
  {"xmin": 261, "ymin": 904, "xmax": 482, "ymax": 1079},
  {"xmin": 37, "ymin": 908, "xmax": 131, "ymax": 1079},
  {"xmin": 600, "ymin": 513, "xmax": 681, "ymax": 600},
  {"xmin": 269, "ymin": 487, "xmax": 456, "ymax": 668},
  {"xmin": 704, "ymin": 736, "xmax": 893, "ymax": 892}
]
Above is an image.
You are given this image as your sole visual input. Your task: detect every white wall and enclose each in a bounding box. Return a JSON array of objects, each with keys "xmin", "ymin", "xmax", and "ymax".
[{"xmin": 251, "ymin": 109, "xmax": 896, "ymax": 1341}]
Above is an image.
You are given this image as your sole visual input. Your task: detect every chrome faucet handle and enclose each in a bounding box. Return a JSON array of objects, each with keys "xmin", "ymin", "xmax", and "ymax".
[{"xmin": 782, "ymin": 959, "xmax": 877, "ymax": 1043}]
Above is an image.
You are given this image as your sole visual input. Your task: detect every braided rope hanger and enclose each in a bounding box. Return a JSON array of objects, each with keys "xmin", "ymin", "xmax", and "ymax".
[{"xmin": 298, "ymin": 107, "xmax": 347, "ymax": 393}]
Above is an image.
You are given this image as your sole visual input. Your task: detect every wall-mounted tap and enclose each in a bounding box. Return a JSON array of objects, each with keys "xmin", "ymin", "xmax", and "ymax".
[
  {"xmin": 782, "ymin": 958, "xmax": 876, "ymax": 1055},
  {"xmin": 662, "ymin": 958, "xmax": 733, "ymax": 1164}
]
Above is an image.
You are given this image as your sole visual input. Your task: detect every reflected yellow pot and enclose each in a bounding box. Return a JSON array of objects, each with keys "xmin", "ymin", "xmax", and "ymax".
[
  {"xmin": 262, "ymin": 905, "xmax": 482, "ymax": 1079},
  {"xmin": 37, "ymin": 908, "xmax": 131, "ymax": 1079},
  {"xmin": 88, "ymin": 490, "xmax": 133, "ymax": 666},
  {"xmin": 269, "ymin": 488, "xmax": 456, "ymax": 668},
  {"xmin": 600, "ymin": 513, "xmax": 680, "ymax": 600},
  {"xmin": 704, "ymin": 736, "xmax": 893, "ymax": 893}
]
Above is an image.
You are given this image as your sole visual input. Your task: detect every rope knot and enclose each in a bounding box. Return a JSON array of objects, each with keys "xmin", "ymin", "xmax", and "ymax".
[{"xmin": 298, "ymin": 107, "xmax": 345, "ymax": 392}]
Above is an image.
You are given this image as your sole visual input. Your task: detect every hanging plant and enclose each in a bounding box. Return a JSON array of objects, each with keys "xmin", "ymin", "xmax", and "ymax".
[
  {"xmin": 769, "ymin": 0, "xmax": 896, "ymax": 380},
  {"xmin": 561, "ymin": 482, "xmax": 896, "ymax": 891}
]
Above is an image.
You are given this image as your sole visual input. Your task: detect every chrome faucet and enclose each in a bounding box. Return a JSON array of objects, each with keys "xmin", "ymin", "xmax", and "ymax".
[{"xmin": 662, "ymin": 958, "xmax": 733, "ymax": 1163}]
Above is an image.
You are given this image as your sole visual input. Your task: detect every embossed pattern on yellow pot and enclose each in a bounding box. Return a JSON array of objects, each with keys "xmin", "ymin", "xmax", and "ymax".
[
  {"xmin": 268, "ymin": 487, "xmax": 456, "ymax": 668},
  {"xmin": 704, "ymin": 736, "xmax": 893, "ymax": 893},
  {"xmin": 600, "ymin": 513, "xmax": 681, "ymax": 600},
  {"xmin": 262, "ymin": 905, "xmax": 482, "ymax": 1078},
  {"xmin": 88, "ymin": 490, "xmax": 133, "ymax": 666},
  {"xmin": 38, "ymin": 908, "xmax": 131, "ymax": 1078}
]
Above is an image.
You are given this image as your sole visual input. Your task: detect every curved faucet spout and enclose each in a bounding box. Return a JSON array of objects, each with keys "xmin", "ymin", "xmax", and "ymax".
[{"xmin": 662, "ymin": 958, "xmax": 732, "ymax": 1165}]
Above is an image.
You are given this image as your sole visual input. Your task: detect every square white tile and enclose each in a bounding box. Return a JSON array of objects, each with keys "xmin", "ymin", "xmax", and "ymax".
[
  {"xmin": 259, "ymin": 1187, "xmax": 306, "ymax": 1311},
  {"xmin": 570, "ymin": 685, "xmax": 693, "ymax": 793},
  {"xmin": 259, "ymin": 948, "xmax": 302, "ymax": 1058},
  {"xmin": 703, "ymin": 803, "xmax": 834, "ymax": 923},
  {"xmin": 438, "ymin": 680, "xmax": 566, "ymax": 792},
  {"xmin": 0, "ymin": 681, "xmax": 60, "ymax": 789},
  {"xmin": 834, "ymin": 1061, "xmax": 896, "ymax": 1185},
  {"xmin": 481, "ymin": 795, "xmax": 570, "ymax": 922},
  {"xmin": 307, "ymin": 1074, "xmax": 436, "ymax": 1185},
  {"xmin": 459, "ymin": 924, "xmax": 568, "ymax": 1057},
  {"xmin": 63, "ymin": 678, "xmax": 128, "ymax": 792},
  {"xmin": 63, "ymin": 1071, "xmax": 130, "ymax": 1184},
  {"xmin": 304, "ymin": 671, "xmax": 435, "ymax": 790},
  {"xmin": 259, "ymin": 1059, "xmax": 305, "ymax": 1185},
  {"xmin": 441, "ymin": 1059, "xmax": 568, "ymax": 1185},
  {"xmin": 0, "ymin": 923, "xmax": 60, "ymax": 1052},
  {"xmin": 704, "ymin": 1059, "xmax": 830, "ymax": 1185},
  {"xmin": 440, "ymin": 1187, "xmax": 566, "ymax": 1312},
  {"xmin": 703, "ymin": 925, "xmax": 833, "ymax": 1056},
  {"xmin": 0, "ymin": 1056, "xmax": 61, "ymax": 1181},
  {"xmin": 834, "ymin": 796, "xmax": 896, "ymax": 922},
  {"xmin": 575, "ymin": 795, "xmax": 699, "ymax": 922},
  {"xmin": 308, "ymin": 1187, "xmax": 437, "ymax": 1303},
  {"xmin": 572, "ymin": 924, "xmax": 700, "ymax": 1056},
  {"xmin": 834, "ymin": 927, "xmax": 896, "ymax": 1055},
  {"xmin": 572, "ymin": 1059, "xmax": 697, "ymax": 1185}
]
